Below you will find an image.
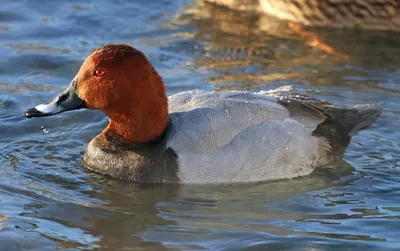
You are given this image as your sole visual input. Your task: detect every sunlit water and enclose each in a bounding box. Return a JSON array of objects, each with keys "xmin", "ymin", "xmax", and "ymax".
[{"xmin": 0, "ymin": 0, "xmax": 399, "ymax": 250}]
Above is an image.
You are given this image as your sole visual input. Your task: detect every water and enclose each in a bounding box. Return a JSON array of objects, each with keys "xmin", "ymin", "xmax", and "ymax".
[{"xmin": 0, "ymin": 0, "xmax": 399, "ymax": 250}]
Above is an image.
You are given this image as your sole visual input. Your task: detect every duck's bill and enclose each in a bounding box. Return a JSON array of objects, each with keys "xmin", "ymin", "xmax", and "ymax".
[{"xmin": 24, "ymin": 78, "xmax": 86, "ymax": 118}]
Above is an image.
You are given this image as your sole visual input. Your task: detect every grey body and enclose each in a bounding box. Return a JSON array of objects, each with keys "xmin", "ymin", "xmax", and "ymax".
[
  {"xmin": 84, "ymin": 90, "xmax": 381, "ymax": 184},
  {"xmin": 167, "ymin": 90, "xmax": 326, "ymax": 183}
]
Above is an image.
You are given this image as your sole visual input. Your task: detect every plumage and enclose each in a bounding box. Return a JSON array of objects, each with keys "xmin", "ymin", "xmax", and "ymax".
[{"xmin": 24, "ymin": 44, "xmax": 381, "ymax": 184}]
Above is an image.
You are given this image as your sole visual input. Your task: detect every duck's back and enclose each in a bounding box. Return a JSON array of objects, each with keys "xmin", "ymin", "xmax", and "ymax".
[
  {"xmin": 168, "ymin": 90, "xmax": 300, "ymax": 153},
  {"xmin": 166, "ymin": 90, "xmax": 380, "ymax": 184}
]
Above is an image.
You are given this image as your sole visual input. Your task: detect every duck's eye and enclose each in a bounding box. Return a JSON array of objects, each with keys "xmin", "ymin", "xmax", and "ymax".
[{"xmin": 94, "ymin": 69, "xmax": 106, "ymax": 77}]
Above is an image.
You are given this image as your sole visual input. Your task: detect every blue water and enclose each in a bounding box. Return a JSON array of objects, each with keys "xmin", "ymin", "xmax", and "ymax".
[{"xmin": 0, "ymin": 0, "xmax": 399, "ymax": 250}]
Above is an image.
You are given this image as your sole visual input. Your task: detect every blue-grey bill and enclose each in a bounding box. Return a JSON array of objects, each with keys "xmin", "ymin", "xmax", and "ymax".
[{"xmin": 24, "ymin": 78, "xmax": 86, "ymax": 118}]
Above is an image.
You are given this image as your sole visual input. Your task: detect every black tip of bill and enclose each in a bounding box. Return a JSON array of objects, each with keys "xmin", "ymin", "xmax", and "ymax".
[{"xmin": 24, "ymin": 107, "xmax": 52, "ymax": 118}]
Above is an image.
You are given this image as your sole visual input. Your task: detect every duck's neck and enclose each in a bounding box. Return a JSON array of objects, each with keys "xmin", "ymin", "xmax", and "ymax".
[{"xmin": 103, "ymin": 100, "xmax": 169, "ymax": 145}]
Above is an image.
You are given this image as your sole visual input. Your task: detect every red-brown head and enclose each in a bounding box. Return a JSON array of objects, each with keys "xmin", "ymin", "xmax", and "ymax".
[{"xmin": 25, "ymin": 44, "xmax": 169, "ymax": 144}]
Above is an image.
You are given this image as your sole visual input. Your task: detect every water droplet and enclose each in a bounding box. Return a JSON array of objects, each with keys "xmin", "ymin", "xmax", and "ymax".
[{"xmin": 43, "ymin": 128, "xmax": 49, "ymax": 134}]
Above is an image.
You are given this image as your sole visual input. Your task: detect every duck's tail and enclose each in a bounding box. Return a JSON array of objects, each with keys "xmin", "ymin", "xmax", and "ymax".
[
  {"xmin": 312, "ymin": 103, "xmax": 381, "ymax": 160},
  {"xmin": 342, "ymin": 104, "xmax": 382, "ymax": 136},
  {"xmin": 275, "ymin": 93, "xmax": 382, "ymax": 165}
]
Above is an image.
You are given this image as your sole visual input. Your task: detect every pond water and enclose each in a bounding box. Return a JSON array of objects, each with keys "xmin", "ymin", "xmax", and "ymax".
[{"xmin": 0, "ymin": 0, "xmax": 399, "ymax": 250}]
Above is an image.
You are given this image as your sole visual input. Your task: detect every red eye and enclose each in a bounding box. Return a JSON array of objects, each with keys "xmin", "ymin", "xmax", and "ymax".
[{"xmin": 94, "ymin": 69, "xmax": 105, "ymax": 77}]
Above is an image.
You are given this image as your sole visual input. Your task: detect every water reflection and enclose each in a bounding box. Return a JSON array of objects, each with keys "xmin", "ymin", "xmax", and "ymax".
[
  {"xmin": 172, "ymin": 1, "xmax": 400, "ymax": 91},
  {"xmin": 1, "ymin": 161, "xmax": 355, "ymax": 250}
]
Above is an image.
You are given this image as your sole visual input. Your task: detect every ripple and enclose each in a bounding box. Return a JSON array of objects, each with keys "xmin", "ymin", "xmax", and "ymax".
[{"xmin": 0, "ymin": 0, "xmax": 399, "ymax": 250}]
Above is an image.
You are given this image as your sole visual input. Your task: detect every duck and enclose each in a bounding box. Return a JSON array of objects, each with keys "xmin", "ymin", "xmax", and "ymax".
[
  {"xmin": 204, "ymin": 0, "xmax": 400, "ymax": 30},
  {"xmin": 24, "ymin": 44, "xmax": 381, "ymax": 184}
]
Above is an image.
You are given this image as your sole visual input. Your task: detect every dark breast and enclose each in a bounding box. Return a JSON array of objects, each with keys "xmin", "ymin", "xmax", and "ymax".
[{"xmin": 83, "ymin": 132, "xmax": 180, "ymax": 183}]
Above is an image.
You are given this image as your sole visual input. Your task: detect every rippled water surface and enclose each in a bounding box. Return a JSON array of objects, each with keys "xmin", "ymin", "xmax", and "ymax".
[{"xmin": 1, "ymin": 0, "xmax": 399, "ymax": 250}]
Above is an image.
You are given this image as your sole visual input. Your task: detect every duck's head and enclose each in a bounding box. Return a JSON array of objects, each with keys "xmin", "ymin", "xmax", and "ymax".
[{"xmin": 25, "ymin": 44, "xmax": 169, "ymax": 144}]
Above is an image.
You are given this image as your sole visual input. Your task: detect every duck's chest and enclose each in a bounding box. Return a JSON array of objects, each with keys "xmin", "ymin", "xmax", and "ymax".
[{"xmin": 83, "ymin": 134, "xmax": 179, "ymax": 183}]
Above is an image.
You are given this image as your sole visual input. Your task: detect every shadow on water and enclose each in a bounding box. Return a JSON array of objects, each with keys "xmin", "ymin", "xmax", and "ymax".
[{"xmin": 0, "ymin": 158, "xmax": 356, "ymax": 250}]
